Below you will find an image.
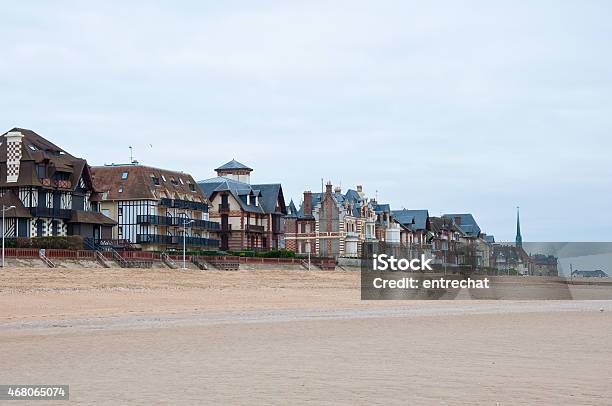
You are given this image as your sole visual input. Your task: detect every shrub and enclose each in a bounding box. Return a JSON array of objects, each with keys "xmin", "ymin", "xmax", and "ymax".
[{"xmin": 5, "ymin": 236, "xmax": 84, "ymax": 250}]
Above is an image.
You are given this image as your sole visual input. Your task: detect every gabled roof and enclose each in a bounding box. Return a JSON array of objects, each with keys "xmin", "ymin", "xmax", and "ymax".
[
  {"xmin": 286, "ymin": 200, "xmax": 298, "ymax": 218},
  {"xmin": 251, "ymin": 183, "xmax": 287, "ymax": 215},
  {"xmin": 215, "ymin": 159, "xmax": 252, "ymax": 172},
  {"xmin": 443, "ymin": 213, "xmax": 481, "ymax": 237},
  {"xmin": 198, "ymin": 176, "xmax": 266, "ymax": 214},
  {"xmin": 392, "ymin": 209, "xmax": 429, "ymax": 231}
]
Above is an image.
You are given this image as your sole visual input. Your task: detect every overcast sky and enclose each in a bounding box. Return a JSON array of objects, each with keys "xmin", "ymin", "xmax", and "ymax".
[{"xmin": 2, "ymin": 1, "xmax": 611, "ymax": 241}]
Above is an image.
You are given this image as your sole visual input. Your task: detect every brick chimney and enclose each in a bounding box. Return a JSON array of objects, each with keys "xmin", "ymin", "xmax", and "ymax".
[
  {"xmin": 5, "ymin": 131, "xmax": 24, "ymax": 183},
  {"xmin": 303, "ymin": 191, "xmax": 312, "ymax": 216}
]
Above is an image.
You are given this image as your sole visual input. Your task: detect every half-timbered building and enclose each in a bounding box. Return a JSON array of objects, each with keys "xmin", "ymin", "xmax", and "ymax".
[
  {"xmin": 0, "ymin": 128, "xmax": 116, "ymax": 239},
  {"xmin": 91, "ymin": 164, "xmax": 220, "ymax": 251}
]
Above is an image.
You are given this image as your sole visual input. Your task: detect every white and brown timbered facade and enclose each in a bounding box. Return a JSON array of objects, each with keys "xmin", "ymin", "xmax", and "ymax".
[
  {"xmin": 0, "ymin": 128, "xmax": 115, "ymax": 239},
  {"xmin": 92, "ymin": 164, "xmax": 220, "ymax": 251}
]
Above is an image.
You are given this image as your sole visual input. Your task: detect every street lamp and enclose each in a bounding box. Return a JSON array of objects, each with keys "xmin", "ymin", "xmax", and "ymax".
[
  {"xmin": 182, "ymin": 219, "xmax": 195, "ymax": 269},
  {"xmin": 2, "ymin": 205, "xmax": 16, "ymax": 268}
]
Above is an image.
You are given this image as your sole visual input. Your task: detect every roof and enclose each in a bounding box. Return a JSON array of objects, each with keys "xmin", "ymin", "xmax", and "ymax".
[
  {"xmin": 0, "ymin": 128, "xmax": 92, "ymax": 191},
  {"xmin": 68, "ymin": 210, "xmax": 117, "ymax": 225},
  {"xmin": 198, "ymin": 176, "xmax": 285, "ymax": 214},
  {"xmin": 391, "ymin": 209, "xmax": 429, "ymax": 231},
  {"xmin": 286, "ymin": 200, "xmax": 298, "ymax": 218},
  {"xmin": 572, "ymin": 270, "xmax": 609, "ymax": 277},
  {"xmin": 443, "ymin": 213, "xmax": 481, "ymax": 237},
  {"xmin": 215, "ymin": 159, "xmax": 252, "ymax": 172},
  {"xmin": 251, "ymin": 183, "xmax": 287, "ymax": 215},
  {"xmin": 0, "ymin": 190, "xmax": 32, "ymax": 218},
  {"xmin": 91, "ymin": 164, "xmax": 207, "ymax": 203}
]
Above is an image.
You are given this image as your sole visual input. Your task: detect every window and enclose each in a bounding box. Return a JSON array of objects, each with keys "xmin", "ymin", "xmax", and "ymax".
[
  {"xmin": 121, "ymin": 171, "xmax": 129, "ymax": 180},
  {"xmin": 152, "ymin": 176, "xmax": 160, "ymax": 186},
  {"xmin": 179, "ymin": 178, "xmax": 184, "ymax": 185},
  {"xmin": 118, "ymin": 207, "xmax": 123, "ymax": 216},
  {"xmin": 53, "ymin": 171, "xmax": 70, "ymax": 181},
  {"xmin": 189, "ymin": 183, "xmax": 196, "ymax": 192},
  {"xmin": 28, "ymin": 144, "xmax": 39, "ymax": 151},
  {"xmin": 36, "ymin": 164, "xmax": 46, "ymax": 179},
  {"xmin": 118, "ymin": 226, "xmax": 123, "ymax": 238},
  {"xmin": 52, "ymin": 220, "xmax": 59, "ymax": 236},
  {"xmin": 161, "ymin": 175, "xmax": 166, "ymax": 182}
]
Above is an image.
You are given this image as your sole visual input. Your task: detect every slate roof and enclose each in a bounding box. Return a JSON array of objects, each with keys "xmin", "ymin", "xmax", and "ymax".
[
  {"xmin": 198, "ymin": 176, "xmax": 285, "ymax": 215},
  {"xmin": 215, "ymin": 159, "xmax": 252, "ymax": 172},
  {"xmin": 286, "ymin": 200, "xmax": 298, "ymax": 218},
  {"xmin": 443, "ymin": 213, "xmax": 481, "ymax": 237},
  {"xmin": 252, "ymin": 183, "xmax": 287, "ymax": 215},
  {"xmin": 392, "ymin": 209, "xmax": 429, "ymax": 231}
]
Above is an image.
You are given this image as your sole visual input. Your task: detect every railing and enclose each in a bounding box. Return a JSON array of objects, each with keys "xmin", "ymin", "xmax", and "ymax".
[
  {"xmin": 160, "ymin": 198, "xmax": 209, "ymax": 212},
  {"xmin": 38, "ymin": 250, "xmax": 56, "ymax": 268},
  {"xmin": 192, "ymin": 219, "xmax": 221, "ymax": 231},
  {"xmin": 137, "ymin": 214, "xmax": 173, "ymax": 226},
  {"xmin": 137, "ymin": 234, "xmax": 174, "ymax": 245},
  {"xmin": 221, "ymin": 223, "xmax": 232, "ymax": 232},
  {"xmin": 136, "ymin": 234, "xmax": 220, "ymax": 247},
  {"xmin": 218, "ymin": 203, "xmax": 230, "ymax": 213},
  {"xmin": 29, "ymin": 207, "xmax": 72, "ymax": 219},
  {"xmin": 245, "ymin": 224, "xmax": 265, "ymax": 233}
]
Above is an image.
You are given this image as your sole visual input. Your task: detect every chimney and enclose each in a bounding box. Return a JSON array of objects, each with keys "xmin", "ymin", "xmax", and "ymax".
[
  {"xmin": 325, "ymin": 181, "xmax": 332, "ymax": 195},
  {"xmin": 356, "ymin": 185, "xmax": 362, "ymax": 193},
  {"xmin": 303, "ymin": 191, "xmax": 312, "ymax": 216},
  {"xmin": 334, "ymin": 186, "xmax": 342, "ymax": 194},
  {"xmin": 5, "ymin": 131, "xmax": 24, "ymax": 183}
]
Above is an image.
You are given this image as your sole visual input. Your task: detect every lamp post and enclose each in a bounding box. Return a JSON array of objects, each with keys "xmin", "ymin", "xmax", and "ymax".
[
  {"xmin": 2, "ymin": 205, "xmax": 16, "ymax": 268},
  {"xmin": 183, "ymin": 219, "xmax": 195, "ymax": 269}
]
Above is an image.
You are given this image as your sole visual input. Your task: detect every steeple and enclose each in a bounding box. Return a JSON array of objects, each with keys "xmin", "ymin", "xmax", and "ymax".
[{"xmin": 515, "ymin": 206, "xmax": 522, "ymax": 248}]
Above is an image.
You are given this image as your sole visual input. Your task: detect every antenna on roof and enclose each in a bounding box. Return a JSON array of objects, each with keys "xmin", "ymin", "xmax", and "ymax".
[{"xmin": 129, "ymin": 146, "xmax": 139, "ymax": 165}]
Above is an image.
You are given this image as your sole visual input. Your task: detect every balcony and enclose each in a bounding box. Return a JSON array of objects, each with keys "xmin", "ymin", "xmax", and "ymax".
[
  {"xmin": 137, "ymin": 214, "xmax": 173, "ymax": 226},
  {"xmin": 221, "ymin": 223, "xmax": 232, "ymax": 232},
  {"xmin": 160, "ymin": 198, "xmax": 209, "ymax": 212},
  {"xmin": 218, "ymin": 203, "xmax": 230, "ymax": 213},
  {"xmin": 29, "ymin": 207, "xmax": 72, "ymax": 220},
  {"xmin": 246, "ymin": 224, "xmax": 265, "ymax": 233},
  {"xmin": 136, "ymin": 234, "xmax": 174, "ymax": 245},
  {"xmin": 192, "ymin": 219, "xmax": 221, "ymax": 231}
]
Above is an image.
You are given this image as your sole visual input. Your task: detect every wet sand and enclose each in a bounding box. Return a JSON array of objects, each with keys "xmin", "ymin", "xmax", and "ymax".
[{"xmin": 1, "ymin": 267, "xmax": 611, "ymax": 405}]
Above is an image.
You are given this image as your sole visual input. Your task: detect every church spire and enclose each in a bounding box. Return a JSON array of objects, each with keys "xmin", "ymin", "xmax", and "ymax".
[{"xmin": 515, "ymin": 206, "xmax": 522, "ymax": 248}]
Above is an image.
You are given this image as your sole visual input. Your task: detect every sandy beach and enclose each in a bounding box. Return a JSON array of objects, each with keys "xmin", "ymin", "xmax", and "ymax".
[{"xmin": 1, "ymin": 267, "xmax": 611, "ymax": 405}]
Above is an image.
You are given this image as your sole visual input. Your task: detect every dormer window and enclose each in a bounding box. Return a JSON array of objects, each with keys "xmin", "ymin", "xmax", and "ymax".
[
  {"xmin": 152, "ymin": 176, "xmax": 160, "ymax": 186},
  {"xmin": 161, "ymin": 175, "xmax": 166, "ymax": 182},
  {"xmin": 28, "ymin": 144, "xmax": 39, "ymax": 151},
  {"xmin": 188, "ymin": 183, "xmax": 196, "ymax": 192},
  {"xmin": 121, "ymin": 171, "xmax": 129, "ymax": 180},
  {"xmin": 118, "ymin": 187, "xmax": 123, "ymax": 193},
  {"xmin": 36, "ymin": 164, "xmax": 46, "ymax": 179},
  {"xmin": 179, "ymin": 178, "xmax": 184, "ymax": 185}
]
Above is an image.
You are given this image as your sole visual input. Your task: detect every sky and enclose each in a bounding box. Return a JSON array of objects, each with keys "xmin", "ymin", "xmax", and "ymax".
[{"xmin": 1, "ymin": 1, "xmax": 611, "ymax": 241}]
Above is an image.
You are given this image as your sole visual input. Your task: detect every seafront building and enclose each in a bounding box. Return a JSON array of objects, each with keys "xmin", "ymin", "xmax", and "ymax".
[
  {"xmin": 0, "ymin": 128, "xmax": 115, "ymax": 239},
  {"xmin": 285, "ymin": 183, "xmax": 391, "ymax": 258},
  {"xmin": 91, "ymin": 164, "xmax": 220, "ymax": 250},
  {"xmin": 198, "ymin": 160, "xmax": 287, "ymax": 251}
]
